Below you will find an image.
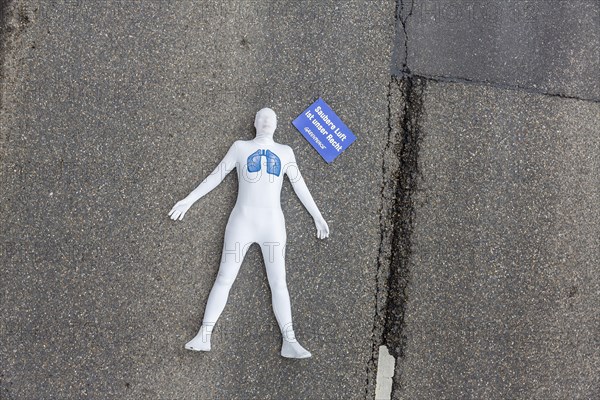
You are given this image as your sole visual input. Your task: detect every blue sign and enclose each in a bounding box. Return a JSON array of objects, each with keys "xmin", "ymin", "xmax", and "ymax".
[{"xmin": 292, "ymin": 98, "xmax": 356, "ymax": 163}]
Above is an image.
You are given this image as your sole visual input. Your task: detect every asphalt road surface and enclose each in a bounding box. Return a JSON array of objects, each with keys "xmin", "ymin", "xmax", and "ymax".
[{"xmin": 1, "ymin": 1, "xmax": 598, "ymax": 399}]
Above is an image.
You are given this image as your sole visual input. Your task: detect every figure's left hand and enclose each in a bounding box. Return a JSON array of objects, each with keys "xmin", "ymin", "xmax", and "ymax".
[{"xmin": 314, "ymin": 217, "xmax": 330, "ymax": 239}]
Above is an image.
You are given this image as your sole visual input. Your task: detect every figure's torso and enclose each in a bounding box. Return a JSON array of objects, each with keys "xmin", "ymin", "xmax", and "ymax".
[{"xmin": 232, "ymin": 139, "xmax": 294, "ymax": 209}]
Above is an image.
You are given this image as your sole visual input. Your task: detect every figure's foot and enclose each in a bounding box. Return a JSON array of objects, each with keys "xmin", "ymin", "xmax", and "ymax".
[
  {"xmin": 185, "ymin": 325, "xmax": 212, "ymax": 352},
  {"xmin": 281, "ymin": 339, "xmax": 312, "ymax": 359}
]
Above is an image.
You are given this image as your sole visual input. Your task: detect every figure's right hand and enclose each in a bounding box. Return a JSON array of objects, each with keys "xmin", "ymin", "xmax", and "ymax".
[
  {"xmin": 168, "ymin": 199, "xmax": 192, "ymax": 221},
  {"xmin": 314, "ymin": 217, "xmax": 330, "ymax": 239}
]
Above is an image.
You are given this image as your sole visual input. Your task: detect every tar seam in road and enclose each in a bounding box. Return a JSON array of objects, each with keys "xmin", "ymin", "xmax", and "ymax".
[
  {"xmin": 395, "ymin": 70, "xmax": 600, "ymax": 104},
  {"xmin": 391, "ymin": 0, "xmax": 414, "ymax": 76},
  {"xmin": 367, "ymin": 73, "xmax": 426, "ymax": 400}
]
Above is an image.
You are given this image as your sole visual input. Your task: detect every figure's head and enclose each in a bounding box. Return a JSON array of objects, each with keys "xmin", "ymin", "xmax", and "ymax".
[{"xmin": 254, "ymin": 107, "xmax": 277, "ymax": 138}]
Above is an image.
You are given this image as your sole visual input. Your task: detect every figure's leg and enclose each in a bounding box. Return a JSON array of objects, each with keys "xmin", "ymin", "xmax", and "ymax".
[
  {"xmin": 185, "ymin": 230, "xmax": 251, "ymax": 351},
  {"xmin": 259, "ymin": 239, "xmax": 312, "ymax": 359}
]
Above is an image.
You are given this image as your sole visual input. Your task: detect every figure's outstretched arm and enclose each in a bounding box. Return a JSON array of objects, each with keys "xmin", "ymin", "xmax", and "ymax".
[
  {"xmin": 286, "ymin": 149, "xmax": 330, "ymax": 239},
  {"xmin": 169, "ymin": 141, "xmax": 238, "ymax": 221}
]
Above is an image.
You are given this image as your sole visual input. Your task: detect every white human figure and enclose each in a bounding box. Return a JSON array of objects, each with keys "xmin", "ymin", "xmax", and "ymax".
[{"xmin": 168, "ymin": 108, "xmax": 330, "ymax": 358}]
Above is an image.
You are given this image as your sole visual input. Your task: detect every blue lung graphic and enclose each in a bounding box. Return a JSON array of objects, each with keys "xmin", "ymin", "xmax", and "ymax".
[{"xmin": 247, "ymin": 149, "xmax": 281, "ymax": 176}]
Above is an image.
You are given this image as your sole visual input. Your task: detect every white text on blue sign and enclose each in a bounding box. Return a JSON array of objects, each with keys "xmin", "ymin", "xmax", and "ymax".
[{"xmin": 292, "ymin": 98, "xmax": 356, "ymax": 163}]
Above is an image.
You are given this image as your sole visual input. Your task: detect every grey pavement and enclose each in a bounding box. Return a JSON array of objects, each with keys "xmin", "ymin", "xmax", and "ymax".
[
  {"xmin": 394, "ymin": 0, "xmax": 600, "ymax": 101},
  {"xmin": 384, "ymin": 0, "xmax": 600, "ymax": 399},
  {"xmin": 1, "ymin": 0, "xmax": 599, "ymax": 399},
  {"xmin": 1, "ymin": 0, "xmax": 393, "ymax": 399},
  {"xmin": 389, "ymin": 79, "xmax": 599, "ymax": 399}
]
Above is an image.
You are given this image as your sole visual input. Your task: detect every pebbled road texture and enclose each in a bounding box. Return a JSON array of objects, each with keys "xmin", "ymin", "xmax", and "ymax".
[
  {"xmin": 384, "ymin": 1, "xmax": 600, "ymax": 399},
  {"xmin": 1, "ymin": 0, "xmax": 599, "ymax": 399},
  {"xmin": 394, "ymin": 0, "xmax": 600, "ymax": 101},
  {"xmin": 1, "ymin": 0, "xmax": 393, "ymax": 398},
  {"xmin": 388, "ymin": 78, "xmax": 599, "ymax": 399}
]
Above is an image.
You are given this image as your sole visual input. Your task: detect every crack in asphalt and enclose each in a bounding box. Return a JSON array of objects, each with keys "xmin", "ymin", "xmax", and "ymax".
[
  {"xmin": 367, "ymin": 1, "xmax": 421, "ymax": 398},
  {"xmin": 396, "ymin": 70, "xmax": 600, "ymax": 104},
  {"xmin": 368, "ymin": 74, "xmax": 426, "ymax": 400},
  {"xmin": 367, "ymin": 0, "xmax": 424, "ymax": 398},
  {"xmin": 391, "ymin": 0, "xmax": 414, "ymax": 76},
  {"xmin": 365, "ymin": 77, "xmax": 399, "ymax": 400},
  {"xmin": 385, "ymin": 75, "xmax": 425, "ymax": 399}
]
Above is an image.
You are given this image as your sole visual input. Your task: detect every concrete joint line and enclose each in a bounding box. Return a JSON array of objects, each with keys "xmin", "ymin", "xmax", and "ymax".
[{"xmin": 395, "ymin": 71, "xmax": 600, "ymax": 104}]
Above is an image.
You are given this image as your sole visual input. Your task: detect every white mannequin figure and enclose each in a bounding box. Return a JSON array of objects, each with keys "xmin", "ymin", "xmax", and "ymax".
[{"xmin": 169, "ymin": 108, "xmax": 329, "ymax": 359}]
